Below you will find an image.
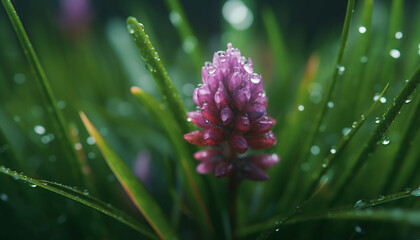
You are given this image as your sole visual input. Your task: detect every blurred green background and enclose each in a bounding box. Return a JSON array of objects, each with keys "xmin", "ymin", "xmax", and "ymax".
[{"xmin": 1, "ymin": 0, "xmax": 420, "ymax": 239}]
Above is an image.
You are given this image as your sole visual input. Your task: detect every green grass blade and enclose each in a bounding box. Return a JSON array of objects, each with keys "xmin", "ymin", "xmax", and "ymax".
[
  {"xmin": 262, "ymin": 6, "xmax": 290, "ymax": 81},
  {"xmin": 164, "ymin": 0, "xmax": 203, "ymax": 71},
  {"xmin": 267, "ymin": 0, "xmax": 356, "ymax": 211},
  {"xmin": 126, "ymin": 17, "xmax": 191, "ymax": 135},
  {"xmin": 0, "ymin": 0, "xmax": 84, "ymax": 185},
  {"xmin": 239, "ymin": 188, "xmax": 419, "ymax": 238},
  {"xmin": 382, "ymin": 92, "xmax": 420, "ymax": 192},
  {"xmin": 331, "ymin": 63, "xmax": 420, "ymax": 205},
  {"xmin": 0, "ymin": 165, "xmax": 157, "ymax": 239},
  {"xmin": 80, "ymin": 112, "xmax": 178, "ymax": 240},
  {"xmin": 301, "ymin": 84, "xmax": 389, "ymax": 200},
  {"xmin": 302, "ymin": 0, "xmax": 356, "ymax": 159},
  {"xmin": 131, "ymin": 87, "xmax": 214, "ymax": 235}
]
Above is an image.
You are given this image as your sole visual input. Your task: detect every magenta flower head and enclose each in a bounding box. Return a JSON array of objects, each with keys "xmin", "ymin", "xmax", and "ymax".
[{"xmin": 184, "ymin": 43, "xmax": 279, "ymax": 181}]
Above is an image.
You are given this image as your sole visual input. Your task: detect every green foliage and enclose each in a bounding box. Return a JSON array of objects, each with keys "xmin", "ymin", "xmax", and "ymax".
[{"xmin": 0, "ymin": 0, "xmax": 419, "ymax": 239}]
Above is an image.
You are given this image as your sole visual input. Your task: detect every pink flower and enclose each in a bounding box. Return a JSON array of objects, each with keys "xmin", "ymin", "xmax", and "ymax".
[{"xmin": 184, "ymin": 43, "xmax": 279, "ymax": 180}]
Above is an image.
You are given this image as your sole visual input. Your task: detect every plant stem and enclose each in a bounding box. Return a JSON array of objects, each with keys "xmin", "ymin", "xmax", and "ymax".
[{"xmin": 229, "ymin": 171, "xmax": 240, "ymax": 239}]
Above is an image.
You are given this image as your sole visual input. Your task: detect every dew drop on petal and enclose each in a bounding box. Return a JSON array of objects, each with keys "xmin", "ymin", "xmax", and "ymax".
[{"xmin": 250, "ymin": 73, "xmax": 260, "ymax": 83}]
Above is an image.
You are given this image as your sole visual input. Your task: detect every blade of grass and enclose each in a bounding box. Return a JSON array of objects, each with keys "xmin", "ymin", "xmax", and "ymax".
[
  {"xmin": 164, "ymin": 0, "xmax": 203, "ymax": 71},
  {"xmin": 131, "ymin": 87, "xmax": 214, "ymax": 236},
  {"xmin": 382, "ymin": 92, "xmax": 420, "ymax": 193},
  {"xmin": 331, "ymin": 63, "xmax": 420, "ymax": 205},
  {"xmin": 239, "ymin": 188, "xmax": 419, "ymax": 237},
  {"xmin": 0, "ymin": 165, "xmax": 157, "ymax": 239},
  {"xmin": 126, "ymin": 17, "xmax": 191, "ymax": 135},
  {"xmin": 267, "ymin": 0, "xmax": 355, "ymax": 211},
  {"xmin": 300, "ymin": 83, "xmax": 389, "ymax": 201},
  {"xmin": 262, "ymin": 6, "xmax": 290, "ymax": 81},
  {"xmin": 80, "ymin": 112, "xmax": 178, "ymax": 240},
  {"xmin": 1, "ymin": 0, "xmax": 84, "ymax": 185}
]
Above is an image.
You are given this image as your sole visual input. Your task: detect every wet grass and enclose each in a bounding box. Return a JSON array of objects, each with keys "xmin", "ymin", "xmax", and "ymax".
[{"xmin": 0, "ymin": 0, "xmax": 419, "ymax": 239}]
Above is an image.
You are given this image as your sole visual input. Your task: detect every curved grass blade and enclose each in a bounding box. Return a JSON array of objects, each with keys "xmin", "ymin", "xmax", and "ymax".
[
  {"xmin": 0, "ymin": 0, "xmax": 84, "ymax": 185},
  {"xmin": 382, "ymin": 92, "xmax": 420, "ymax": 193},
  {"xmin": 238, "ymin": 188, "xmax": 419, "ymax": 238},
  {"xmin": 331, "ymin": 64, "xmax": 420, "ymax": 205},
  {"xmin": 300, "ymin": 83, "xmax": 389, "ymax": 200},
  {"xmin": 0, "ymin": 165, "xmax": 157, "ymax": 239},
  {"xmin": 164, "ymin": 0, "xmax": 203, "ymax": 71},
  {"xmin": 80, "ymin": 112, "xmax": 178, "ymax": 240},
  {"xmin": 270, "ymin": 0, "xmax": 356, "ymax": 205},
  {"xmin": 131, "ymin": 87, "xmax": 214, "ymax": 235},
  {"xmin": 262, "ymin": 6, "xmax": 290, "ymax": 81},
  {"xmin": 126, "ymin": 17, "xmax": 191, "ymax": 135}
]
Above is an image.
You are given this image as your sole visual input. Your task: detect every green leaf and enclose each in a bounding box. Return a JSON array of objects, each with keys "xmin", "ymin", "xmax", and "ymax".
[
  {"xmin": 80, "ymin": 112, "xmax": 178, "ymax": 240},
  {"xmin": 126, "ymin": 17, "xmax": 192, "ymax": 135},
  {"xmin": 0, "ymin": 165, "xmax": 157, "ymax": 239},
  {"xmin": 130, "ymin": 87, "xmax": 214, "ymax": 235},
  {"xmin": 0, "ymin": 0, "xmax": 84, "ymax": 185}
]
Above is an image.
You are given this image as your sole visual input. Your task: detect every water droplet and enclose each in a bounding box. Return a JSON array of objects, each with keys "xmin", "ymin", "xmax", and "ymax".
[
  {"xmin": 390, "ymin": 49, "xmax": 401, "ymax": 59},
  {"xmin": 182, "ymin": 36, "xmax": 197, "ymax": 53},
  {"xmin": 300, "ymin": 163, "xmax": 310, "ymax": 172},
  {"xmin": 310, "ymin": 145, "xmax": 320, "ymax": 155},
  {"xmin": 169, "ymin": 11, "xmax": 182, "ymax": 26},
  {"xmin": 358, "ymin": 26, "xmax": 367, "ymax": 34},
  {"xmin": 355, "ymin": 226, "xmax": 363, "ymax": 233},
  {"xmin": 208, "ymin": 66, "xmax": 216, "ymax": 74},
  {"xmin": 342, "ymin": 127, "xmax": 351, "ymax": 136},
  {"xmin": 251, "ymin": 73, "xmax": 260, "ymax": 83},
  {"xmin": 375, "ymin": 117, "xmax": 382, "ymax": 124},
  {"xmin": 361, "ymin": 114, "xmax": 365, "ymax": 120},
  {"xmin": 327, "ymin": 101, "xmax": 334, "ymax": 108},
  {"xmin": 380, "ymin": 96, "xmax": 387, "ymax": 103},
  {"xmin": 322, "ymin": 163, "xmax": 327, "ymax": 168},
  {"xmin": 75, "ymin": 143, "xmax": 83, "ymax": 150},
  {"xmin": 405, "ymin": 187, "xmax": 412, "ymax": 193},
  {"xmin": 405, "ymin": 95, "xmax": 413, "ymax": 103},
  {"xmin": 28, "ymin": 183, "xmax": 37, "ymax": 188},
  {"xmin": 337, "ymin": 65, "xmax": 345, "ymax": 75},
  {"xmin": 244, "ymin": 63, "xmax": 253, "ymax": 74},
  {"xmin": 86, "ymin": 136, "xmax": 96, "ymax": 145},
  {"xmin": 394, "ymin": 31, "xmax": 403, "ymax": 39},
  {"xmin": 411, "ymin": 188, "xmax": 420, "ymax": 196},
  {"xmin": 186, "ymin": 117, "xmax": 192, "ymax": 122},
  {"xmin": 373, "ymin": 93, "xmax": 381, "ymax": 101},
  {"xmin": 377, "ymin": 195, "xmax": 385, "ymax": 201},
  {"xmin": 87, "ymin": 152, "xmax": 96, "ymax": 159},
  {"xmin": 145, "ymin": 63, "xmax": 156, "ymax": 73},
  {"xmin": 360, "ymin": 56, "xmax": 368, "ymax": 63},
  {"xmin": 34, "ymin": 125, "xmax": 46, "ymax": 135},
  {"xmin": 13, "ymin": 73, "xmax": 26, "ymax": 84},
  {"xmin": 0, "ymin": 193, "xmax": 8, "ymax": 201},
  {"xmin": 275, "ymin": 228, "xmax": 280, "ymax": 232},
  {"xmin": 82, "ymin": 189, "xmax": 90, "ymax": 196},
  {"xmin": 352, "ymin": 121, "xmax": 358, "ymax": 128},
  {"xmin": 298, "ymin": 105, "xmax": 305, "ymax": 111},
  {"xmin": 330, "ymin": 148, "xmax": 336, "ymax": 154},
  {"xmin": 381, "ymin": 136, "xmax": 390, "ymax": 145},
  {"xmin": 57, "ymin": 100, "xmax": 66, "ymax": 109},
  {"xmin": 354, "ymin": 199, "xmax": 367, "ymax": 208},
  {"xmin": 129, "ymin": 29, "xmax": 135, "ymax": 34}
]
